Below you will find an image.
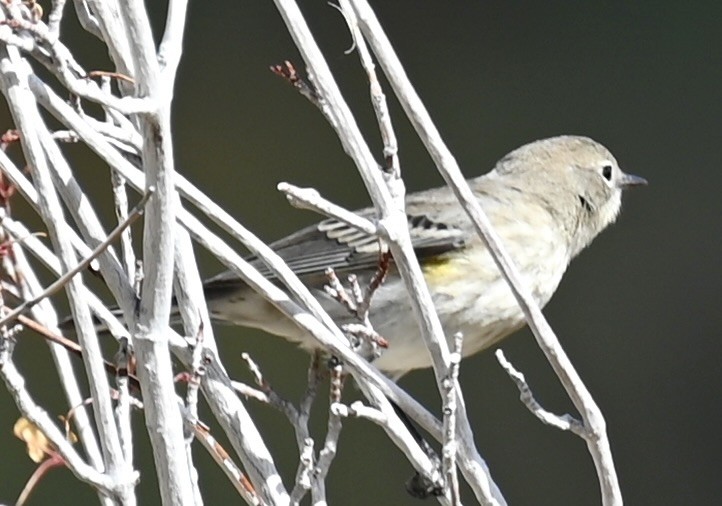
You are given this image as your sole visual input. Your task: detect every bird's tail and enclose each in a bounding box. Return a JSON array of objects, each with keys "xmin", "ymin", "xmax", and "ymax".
[{"xmin": 57, "ymin": 303, "xmax": 185, "ymax": 335}]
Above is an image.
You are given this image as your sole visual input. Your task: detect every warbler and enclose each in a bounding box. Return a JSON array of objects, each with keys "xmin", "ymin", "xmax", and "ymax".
[{"xmin": 200, "ymin": 135, "xmax": 646, "ymax": 378}]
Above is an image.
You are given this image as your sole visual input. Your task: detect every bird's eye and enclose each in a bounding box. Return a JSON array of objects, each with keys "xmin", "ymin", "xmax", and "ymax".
[{"xmin": 601, "ymin": 165, "xmax": 613, "ymax": 181}]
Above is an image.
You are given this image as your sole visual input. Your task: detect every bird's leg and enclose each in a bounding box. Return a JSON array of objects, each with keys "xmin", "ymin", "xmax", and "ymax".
[{"xmin": 390, "ymin": 400, "xmax": 444, "ymax": 499}]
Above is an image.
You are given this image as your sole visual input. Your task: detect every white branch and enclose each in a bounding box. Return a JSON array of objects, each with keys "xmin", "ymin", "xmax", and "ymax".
[
  {"xmin": 496, "ymin": 350, "xmax": 586, "ymax": 435},
  {"xmin": 278, "ymin": 182, "xmax": 378, "ymax": 236},
  {"xmin": 442, "ymin": 333, "xmax": 463, "ymax": 504},
  {"xmin": 338, "ymin": 0, "xmax": 399, "ymax": 177},
  {"xmin": 0, "ymin": 356, "xmax": 137, "ymax": 497},
  {"xmin": 349, "ymin": 1, "xmax": 621, "ymax": 504},
  {"xmin": 0, "ymin": 210, "xmax": 106, "ymax": 478},
  {"xmin": 275, "ymin": 1, "xmax": 505, "ymax": 503},
  {"xmin": 117, "ymin": 1, "xmax": 197, "ymax": 503},
  {"xmin": 0, "ymin": 40, "xmax": 136, "ymax": 502}
]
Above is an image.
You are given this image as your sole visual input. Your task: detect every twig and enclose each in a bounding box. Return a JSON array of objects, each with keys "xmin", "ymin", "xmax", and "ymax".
[
  {"xmin": 192, "ymin": 422, "xmax": 263, "ymax": 506},
  {"xmin": 241, "ymin": 351, "xmax": 332, "ymax": 505},
  {"xmin": 14, "ymin": 452, "xmax": 66, "ymax": 506},
  {"xmin": 114, "ymin": 338, "xmax": 134, "ymax": 464},
  {"xmin": 323, "ymin": 266, "xmax": 391, "ymax": 358},
  {"xmin": 315, "ymin": 362, "xmax": 344, "ymax": 481},
  {"xmin": 185, "ymin": 323, "xmax": 207, "ymax": 435},
  {"xmin": 495, "ymin": 350, "xmax": 586, "ymax": 436},
  {"xmin": 337, "ymin": 387, "xmax": 447, "ymax": 502},
  {"xmin": 331, "ymin": 400, "xmax": 385, "ymax": 424},
  {"xmin": 71, "ymin": 0, "xmax": 104, "ymax": 40},
  {"xmin": 101, "ymin": 73, "xmax": 136, "ymax": 281},
  {"xmin": 442, "ymin": 333, "xmax": 463, "ymax": 504},
  {"xmin": 231, "ymin": 380, "xmax": 271, "ymax": 404},
  {"xmin": 350, "ymin": 2, "xmax": 620, "ymax": 504},
  {"xmin": 324, "ymin": 262, "xmax": 390, "ymax": 359},
  {"xmin": 342, "ymin": 323, "xmax": 388, "ymax": 352},
  {"xmin": 290, "ymin": 438, "xmax": 314, "ymax": 503},
  {"xmin": 47, "ymin": 0, "xmax": 67, "ymax": 35},
  {"xmin": 338, "ymin": 0, "xmax": 399, "ymax": 177},
  {"xmin": 157, "ymin": 0, "xmax": 189, "ymax": 94},
  {"xmin": 270, "ymin": 60, "xmax": 324, "ymax": 110},
  {"xmin": 323, "ymin": 268, "xmax": 356, "ymax": 314},
  {"xmin": 0, "ymin": 358, "xmax": 135, "ymax": 495},
  {"xmin": 241, "ymin": 352, "xmax": 300, "ymax": 424},
  {"xmin": 297, "ymin": 351, "xmax": 323, "ymax": 432},
  {"xmin": 0, "ymin": 16, "xmax": 151, "ymax": 114},
  {"xmin": 277, "ymin": 182, "xmax": 377, "ymax": 236},
  {"xmin": 111, "ymin": 169, "xmax": 136, "ymax": 278}
]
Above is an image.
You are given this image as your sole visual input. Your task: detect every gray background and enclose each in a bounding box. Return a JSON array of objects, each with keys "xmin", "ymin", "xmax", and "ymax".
[{"xmin": 1, "ymin": 1, "xmax": 720, "ymax": 504}]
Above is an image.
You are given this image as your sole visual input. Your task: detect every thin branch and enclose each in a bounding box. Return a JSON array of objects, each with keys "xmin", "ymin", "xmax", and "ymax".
[
  {"xmin": 231, "ymin": 380, "xmax": 271, "ymax": 404},
  {"xmin": 290, "ymin": 438, "xmax": 314, "ymax": 504},
  {"xmin": 71, "ymin": 0, "xmax": 103, "ymax": 40},
  {"xmin": 47, "ymin": 0, "xmax": 68, "ymax": 36},
  {"xmin": 185, "ymin": 325, "xmax": 207, "ymax": 433},
  {"xmin": 0, "ymin": 358, "xmax": 136, "ymax": 496},
  {"xmin": 0, "ymin": 40, "xmax": 133, "ymax": 499},
  {"xmin": 349, "ymin": 2, "xmax": 620, "ymax": 504},
  {"xmin": 114, "ymin": 338, "xmax": 134, "ymax": 464},
  {"xmin": 2, "ymin": 236, "xmax": 106, "ymax": 478},
  {"xmin": 495, "ymin": 350, "xmax": 586, "ymax": 436},
  {"xmin": 314, "ymin": 363, "xmax": 344, "ymax": 482},
  {"xmin": 442, "ymin": 333, "xmax": 463, "ymax": 504},
  {"xmin": 278, "ymin": 182, "xmax": 378, "ymax": 236},
  {"xmin": 240, "ymin": 352, "xmax": 300, "ymax": 424},
  {"xmin": 344, "ymin": 385, "xmax": 448, "ymax": 503},
  {"xmin": 192, "ymin": 422, "xmax": 263, "ymax": 506},
  {"xmin": 270, "ymin": 60, "xmax": 333, "ymax": 126},
  {"xmin": 157, "ymin": 0, "xmax": 189, "ymax": 90},
  {"xmin": 338, "ymin": 0, "xmax": 399, "ymax": 177},
  {"xmin": 0, "ymin": 19, "xmax": 151, "ymax": 114}
]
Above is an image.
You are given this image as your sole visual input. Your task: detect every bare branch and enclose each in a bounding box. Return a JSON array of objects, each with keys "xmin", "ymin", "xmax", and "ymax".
[
  {"xmin": 442, "ymin": 333, "xmax": 463, "ymax": 504},
  {"xmin": 349, "ymin": 1, "xmax": 621, "ymax": 503},
  {"xmin": 0, "ymin": 189, "xmax": 152, "ymax": 328},
  {"xmin": 338, "ymin": 0, "xmax": 399, "ymax": 176},
  {"xmin": 496, "ymin": 350, "xmax": 586, "ymax": 436},
  {"xmin": 0, "ymin": 357, "xmax": 137, "ymax": 496},
  {"xmin": 0, "ymin": 39, "xmax": 134, "ymax": 500},
  {"xmin": 47, "ymin": 0, "xmax": 67, "ymax": 36},
  {"xmin": 192, "ymin": 423, "xmax": 263, "ymax": 506},
  {"xmin": 278, "ymin": 182, "xmax": 378, "ymax": 236}
]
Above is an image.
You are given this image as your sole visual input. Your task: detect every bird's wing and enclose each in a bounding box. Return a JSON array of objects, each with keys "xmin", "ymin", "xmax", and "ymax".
[{"xmin": 204, "ymin": 211, "xmax": 467, "ymax": 287}]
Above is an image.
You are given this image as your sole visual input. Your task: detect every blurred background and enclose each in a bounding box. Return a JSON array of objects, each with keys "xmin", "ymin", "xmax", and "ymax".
[{"xmin": 1, "ymin": 1, "xmax": 721, "ymax": 504}]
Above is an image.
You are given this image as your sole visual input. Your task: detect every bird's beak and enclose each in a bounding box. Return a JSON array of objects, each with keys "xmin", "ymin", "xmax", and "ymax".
[{"xmin": 618, "ymin": 172, "xmax": 648, "ymax": 189}]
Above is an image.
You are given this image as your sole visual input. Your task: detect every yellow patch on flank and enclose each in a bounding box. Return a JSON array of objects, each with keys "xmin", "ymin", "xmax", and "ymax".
[{"xmin": 422, "ymin": 256, "xmax": 466, "ymax": 287}]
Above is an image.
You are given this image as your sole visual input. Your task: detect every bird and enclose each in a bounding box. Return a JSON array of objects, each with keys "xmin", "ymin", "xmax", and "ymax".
[{"xmin": 198, "ymin": 135, "xmax": 646, "ymax": 379}]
